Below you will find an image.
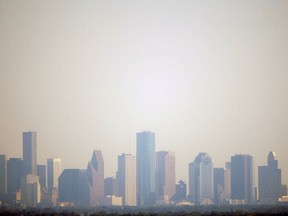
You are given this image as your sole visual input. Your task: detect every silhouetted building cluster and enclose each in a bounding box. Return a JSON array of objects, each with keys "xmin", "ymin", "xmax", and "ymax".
[{"xmin": 0, "ymin": 131, "xmax": 286, "ymax": 208}]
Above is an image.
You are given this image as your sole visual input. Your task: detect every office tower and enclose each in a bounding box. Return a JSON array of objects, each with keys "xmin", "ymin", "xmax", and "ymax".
[
  {"xmin": 23, "ymin": 132, "xmax": 37, "ymax": 175},
  {"xmin": 156, "ymin": 151, "xmax": 175, "ymax": 203},
  {"xmin": 258, "ymin": 151, "xmax": 282, "ymax": 204},
  {"xmin": 37, "ymin": 165, "xmax": 47, "ymax": 190},
  {"xmin": 231, "ymin": 154, "xmax": 255, "ymax": 204},
  {"xmin": 58, "ymin": 169, "xmax": 85, "ymax": 205},
  {"xmin": 47, "ymin": 158, "xmax": 62, "ymax": 192},
  {"xmin": 104, "ymin": 177, "xmax": 118, "ymax": 196},
  {"xmin": 173, "ymin": 180, "xmax": 187, "ymax": 202},
  {"xmin": 224, "ymin": 163, "xmax": 231, "ymax": 196},
  {"xmin": 118, "ymin": 153, "xmax": 136, "ymax": 206},
  {"xmin": 20, "ymin": 174, "xmax": 41, "ymax": 207},
  {"xmin": 0, "ymin": 155, "xmax": 7, "ymax": 194},
  {"xmin": 7, "ymin": 158, "xmax": 23, "ymax": 194},
  {"xmin": 136, "ymin": 131, "xmax": 156, "ymax": 206},
  {"xmin": 83, "ymin": 150, "xmax": 104, "ymax": 206},
  {"xmin": 189, "ymin": 153, "xmax": 214, "ymax": 205},
  {"xmin": 213, "ymin": 167, "xmax": 231, "ymax": 205}
]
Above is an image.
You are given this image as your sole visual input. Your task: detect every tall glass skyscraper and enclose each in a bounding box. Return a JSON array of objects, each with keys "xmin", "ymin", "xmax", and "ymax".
[
  {"xmin": 83, "ymin": 150, "xmax": 104, "ymax": 206},
  {"xmin": 258, "ymin": 151, "xmax": 281, "ymax": 204},
  {"xmin": 136, "ymin": 131, "xmax": 156, "ymax": 206},
  {"xmin": 231, "ymin": 154, "xmax": 255, "ymax": 204},
  {"xmin": 7, "ymin": 158, "xmax": 23, "ymax": 194},
  {"xmin": 189, "ymin": 153, "xmax": 214, "ymax": 205},
  {"xmin": 23, "ymin": 132, "xmax": 37, "ymax": 176}
]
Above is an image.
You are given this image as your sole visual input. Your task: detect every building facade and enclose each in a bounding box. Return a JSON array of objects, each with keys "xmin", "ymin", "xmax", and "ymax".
[
  {"xmin": 118, "ymin": 153, "xmax": 136, "ymax": 206},
  {"xmin": 136, "ymin": 131, "xmax": 156, "ymax": 206},
  {"xmin": 231, "ymin": 154, "xmax": 255, "ymax": 204},
  {"xmin": 189, "ymin": 153, "xmax": 214, "ymax": 205}
]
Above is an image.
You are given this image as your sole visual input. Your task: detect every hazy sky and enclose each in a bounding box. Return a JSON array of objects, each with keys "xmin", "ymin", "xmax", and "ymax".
[{"xmin": 1, "ymin": 0, "xmax": 288, "ymax": 185}]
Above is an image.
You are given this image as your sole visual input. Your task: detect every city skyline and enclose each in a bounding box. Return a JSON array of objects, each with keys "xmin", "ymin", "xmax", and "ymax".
[
  {"xmin": 0, "ymin": 130, "xmax": 287, "ymax": 186},
  {"xmin": 1, "ymin": 0, "xmax": 288, "ymax": 187},
  {"xmin": 0, "ymin": 130, "xmax": 287, "ymax": 207}
]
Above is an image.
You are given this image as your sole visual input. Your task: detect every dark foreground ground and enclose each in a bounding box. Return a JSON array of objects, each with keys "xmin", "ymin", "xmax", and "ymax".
[{"xmin": 1, "ymin": 205, "xmax": 288, "ymax": 216}]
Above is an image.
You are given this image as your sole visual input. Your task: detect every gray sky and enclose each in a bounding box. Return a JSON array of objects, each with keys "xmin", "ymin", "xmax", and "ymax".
[{"xmin": 1, "ymin": 0, "xmax": 288, "ymax": 184}]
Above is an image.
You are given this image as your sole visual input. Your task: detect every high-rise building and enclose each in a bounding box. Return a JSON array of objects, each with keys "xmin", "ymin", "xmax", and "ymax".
[
  {"xmin": 20, "ymin": 174, "xmax": 41, "ymax": 207},
  {"xmin": 37, "ymin": 165, "xmax": 47, "ymax": 190},
  {"xmin": 7, "ymin": 158, "xmax": 23, "ymax": 194},
  {"xmin": 47, "ymin": 158, "xmax": 62, "ymax": 192},
  {"xmin": 104, "ymin": 177, "xmax": 118, "ymax": 196},
  {"xmin": 224, "ymin": 163, "xmax": 231, "ymax": 197},
  {"xmin": 136, "ymin": 131, "xmax": 156, "ymax": 206},
  {"xmin": 58, "ymin": 169, "xmax": 85, "ymax": 205},
  {"xmin": 118, "ymin": 153, "xmax": 136, "ymax": 206},
  {"xmin": 83, "ymin": 150, "xmax": 104, "ymax": 206},
  {"xmin": 0, "ymin": 155, "xmax": 7, "ymax": 194},
  {"xmin": 23, "ymin": 132, "xmax": 37, "ymax": 176},
  {"xmin": 213, "ymin": 167, "xmax": 230, "ymax": 205},
  {"xmin": 189, "ymin": 153, "xmax": 214, "ymax": 205},
  {"xmin": 156, "ymin": 151, "xmax": 175, "ymax": 203},
  {"xmin": 231, "ymin": 154, "xmax": 255, "ymax": 204},
  {"xmin": 258, "ymin": 151, "xmax": 282, "ymax": 204},
  {"xmin": 172, "ymin": 180, "xmax": 187, "ymax": 202}
]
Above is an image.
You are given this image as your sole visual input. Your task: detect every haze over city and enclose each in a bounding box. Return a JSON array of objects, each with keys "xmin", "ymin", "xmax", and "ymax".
[{"xmin": 1, "ymin": 0, "xmax": 288, "ymax": 187}]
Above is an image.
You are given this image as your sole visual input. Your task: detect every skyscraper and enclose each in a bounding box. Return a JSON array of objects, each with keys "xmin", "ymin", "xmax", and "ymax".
[
  {"xmin": 136, "ymin": 131, "xmax": 156, "ymax": 206},
  {"xmin": 213, "ymin": 167, "xmax": 230, "ymax": 205},
  {"xmin": 156, "ymin": 151, "xmax": 175, "ymax": 203},
  {"xmin": 23, "ymin": 132, "xmax": 37, "ymax": 176},
  {"xmin": 173, "ymin": 180, "xmax": 187, "ymax": 202},
  {"xmin": 189, "ymin": 153, "xmax": 214, "ymax": 205},
  {"xmin": 104, "ymin": 177, "xmax": 118, "ymax": 196},
  {"xmin": 83, "ymin": 150, "xmax": 104, "ymax": 206},
  {"xmin": 20, "ymin": 174, "xmax": 41, "ymax": 207},
  {"xmin": 231, "ymin": 154, "xmax": 255, "ymax": 204},
  {"xmin": 7, "ymin": 158, "xmax": 23, "ymax": 194},
  {"xmin": 0, "ymin": 155, "xmax": 7, "ymax": 194},
  {"xmin": 258, "ymin": 151, "xmax": 282, "ymax": 204},
  {"xmin": 118, "ymin": 153, "xmax": 136, "ymax": 206},
  {"xmin": 47, "ymin": 158, "xmax": 62, "ymax": 192},
  {"xmin": 58, "ymin": 169, "xmax": 85, "ymax": 205},
  {"xmin": 37, "ymin": 165, "xmax": 47, "ymax": 190}
]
